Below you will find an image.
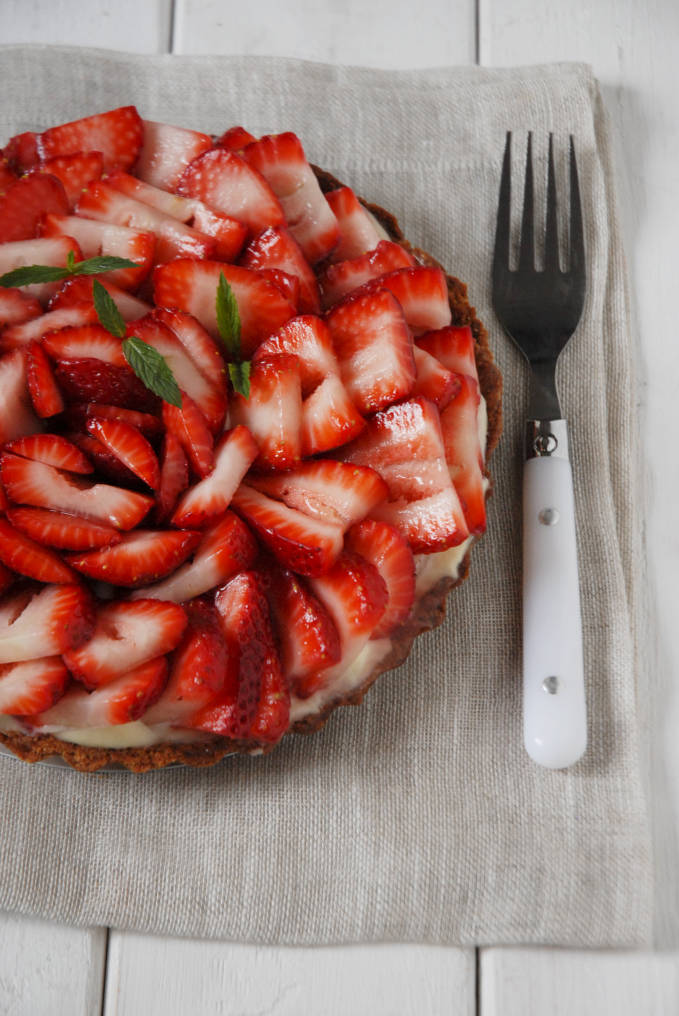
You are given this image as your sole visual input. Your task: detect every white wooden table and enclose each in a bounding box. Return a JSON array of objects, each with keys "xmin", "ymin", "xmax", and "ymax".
[{"xmin": 1, "ymin": 1, "xmax": 678, "ymax": 1012}]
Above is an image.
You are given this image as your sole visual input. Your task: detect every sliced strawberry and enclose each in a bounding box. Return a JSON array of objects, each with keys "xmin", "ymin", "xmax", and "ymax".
[
  {"xmin": 0, "ymin": 304, "xmax": 99, "ymax": 352},
  {"xmin": 230, "ymin": 354, "xmax": 302, "ymax": 472},
  {"xmin": 243, "ymin": 133, "xmax": 339, "ymax": 262},
  {"xmin": 231, "ymin": 484, "xmax": 343, "ymax": 577},
  {"xmin": 0, "ymin": 236, "xmax": 82, "ymax": 304},
  {"xmin": 143, "ymin": 600, "xmax": 232, "ymax": 725},
  {"xmin": 241, "ymin": 226, "xmax": 320, "ymax": 314},
  {"xmin": 40, "ymin": 213, "xmax": 154, "ymax": 289},
  {"xmin": 0, "ymin": 583, "xmax": 94, "ymax": 664},
  {"xmin": 67, "ymin": 431, "xmax": 142, "ymax": 488},
  {"xmin": 0, "ymin": 156, "xmax": 17, "ymax": 192},
  {"xmin": 68, "ymin": 528, "xmax": 201, "ymax": 587},
  {"xmin": 262, "ymin": 566, "xmax": 341, "ymax": 698},
  {"xmin": 251, "ymin": 460, "xmax": 387, "ymax": 531},
  {"xmin": 0, "ymin": 516, "xmax": 76, "ymax": 583},
  {"xmin": 0, "ymin": 350, "xmax": 40, "ymax": 445},
  {"xmin": 412, "ymin": 344, "xmax": 460, "ymax": 410},
  {"xmin": 154, "ymin": 432, "xmax": 189, "ymax": 523},
  {"xmin": 42, "ymin": 322, "xmax": 126, "ymax": 366},
  {"xmin": 257, "ymin": 268, "xmax": 300, "ymax": 308},
  {"xmin": 171, "ymin": 426, "xmax": 258, "ymax": 528},
  {"xmin": 189, "ymin": 204, "xmax": 248, "ymax": 261},
  {"xmin": 300, "ymin": 372, "xmax": 366, "ymax": 456},
  {"xmin": 345, "ymin": 520, "xmax": 415, "ymax": 638},
  {"xmin": 353, "ymin": 266, "xmax": 452, "ymax": 334},
  {"xmin": 439, "ymin": 373, "xmax": 487, "ymax": 535},
  {"xmin": 136, "ymin": 119, "xmax": 213, "ymax": 191},
  {"xmin": 319, "ymin": 240, "xmax": 414, "ymax": 309},
  {"xmin": 77, "ymin": 181, "xmax": 216, "ymax": 263},
  {"xmin": 49, "ymin": 277, "xmax": 151, "ymax": 320},
  {"xmin": 66, "ymin": 402, "xmax": 163, "ymax": 439},
  {"xmin": 326, "ymin": 288, "xmax": 416, "ymax": 415},
  {"xmin": 153, "ymin": 260, "xmax": 295, "ymax": 356},
  {"xmin": 0, "ymin": 564, "xmax": 14, "ymax": 595},
  {"xmin": 253, "ymin": 315, "xmax": 338, "ymax": 396},
  {"xmin": 0, "ymin": 288, "xmax": 42, "ymax": 329},
  {"xmin": 35, "ymin": 151, "xmax": 104, "ymax": 209},
  {"xmin": 105, "ymin": 169, "xmax": 197, "ymax": 219},
  {"xmin": 325, "ymin": 186, "xmax": 384, "ymax": 263},
  {"xmin": 162, "ymin": 392, "xmax": 214, "ymax": 479},
  {"xmin": 177, "ymin": 148, "xmax": 284, "ymax": 237},
  {"xmin": 151, "ymin": 308, "xmax": 228, "ymax": 396},
  {"xmin": 35, "ymin": 657, "xmax": 168, "ymax": 727},
  {"xmin": 35, "ymin": 106, "xmax": 143, "ymax": 172},
  {"xmin": 5, "ymin": 433, "xmax": 93, "ymax": 474},
  {"xmin": 63, "ymin": 599, "xmax": 187, "ymax": 689},
  {"xmin": 415, "ymin": 324, "xmax": 478, "ymax": 382},
  {"xmin": 344, "ymin": 397, "xmax": 469, "ymax": 552},
  {"xmin": 0, "ymin": 173, "xmax": 69, "ymax": 242},
  {"xmin": 53, "ymin": 358, "xmax": 159, "ymax": 412},
  {"xmin": 85, "ymin": 417, "xmax": 160, "ymax": 490},
  {"xmin": 2, "ymin": 132, "xmax": 39, "ymax": 172},
  {"xmin": 215, "ymin": 126, "xmax": 256, "ymax": 152},
  {"xmin": 6, "ymin": 507, "xmax": 121, "ymax": 551},
  {"xmin": 0, "ymin": 453, "xmax": 154, "ymax": 530},
  {"xmin": 0, "ymin": 656, "xmax": 69, "ymax": 716},
  {"xmin": 130, "ymin": 511, "xmax": 257, "ymax": 603},
  {"xmin": 25, "ymin": 340, "xmax": 64, "ymax": 417}
]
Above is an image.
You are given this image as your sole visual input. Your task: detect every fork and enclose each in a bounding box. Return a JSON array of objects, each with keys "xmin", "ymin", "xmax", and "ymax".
[{"xmin": 492, "ymin": 133, "xmax": 587, "ymax": 769}]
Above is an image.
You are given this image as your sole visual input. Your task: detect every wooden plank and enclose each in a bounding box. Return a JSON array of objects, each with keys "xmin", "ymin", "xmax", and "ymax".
[
  {"xmin": 481, "ymin": 948, "xmax": 679, "ymax": 1016},
  {"xmin": 172, "ymin": 0, "xmax": 476, "ymax": 65},
  {"xmin": 104, "ymin": 935, "xmax": 475, "ymax": 1016},
  {"xmin": 0, "ymin": 912, "xmax": 107, "ymax": 1016},
  {"xmin": 0, "ymin": 0, "xmax": 173, "ymax": 54}
]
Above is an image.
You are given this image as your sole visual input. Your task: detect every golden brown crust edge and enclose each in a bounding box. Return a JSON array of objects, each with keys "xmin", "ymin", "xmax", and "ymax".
[{"xmin": 0, "ymin": 169, "xmax": 503, "ymax": 773}]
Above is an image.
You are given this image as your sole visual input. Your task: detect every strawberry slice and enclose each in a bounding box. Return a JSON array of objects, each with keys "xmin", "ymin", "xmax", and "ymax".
[
  {"xmin": 0, "ymin": 564, "xmax": 14, "ymax": 596},
  {"xmin": 0, "ymin": 304, "xmax": 98, "ymax": 352},
  {"xmin": 439, "ymin": 373, "xmax": 487, "ymax": 535},
  {"xmin": 319, "ymin": 240, "xmax": 414, "ymax": 309},
  {"xmin": 42, "ymin": 322, "xmax": 126, "ymax": 366},
  {"xmin": 53, "ymin": 358, "xmax": 159, "ymax": 412},
  {"xmin": 68, "ymin": 528, "xmax": 201, "ymax": 587},
  {"xmin": 0, "ymin": 583, "xmax": 95, "ymax": 664},
  {"xmin": 35, "ymin": 151, "xmax": 104, "ymax": 209},
  {"xmin": 0, "ymin": 350, "xmax": 40, "ymax": 445},
  {"xmin": 258, "ymin": 268, "xmax": 299, "ymax": 307},
  {"xmin": 85, "ymin": 417, "xmax": 160, "ymax": 490},
  {"xmin": 6, "ymin": 507, "xmax": 121, "ymax": 551},
  {"xmin": 0, "ymin": 516, "xmax": 76, "ymax": 584},
  {"xmin": 0, "ymin": 453, "xmax": 154, "ymax": 530},
  {"xmin": 105, "ymin": 169, "xmax": 198, "ymax": 220},
  {"xmin": 152, "ymin": 260, "xmax": 296, "ymax": 356},
  {"xmin": 63, "ymin": 599, "xmax": 187, "ymax": 689},
  {"xmin": 190, "ymin": 204, "xmax": 248, "ymax": 261},
  {"xmin": 344, "ymin": 397, "xmax": 469, "ymax": 552},
  {"xmin": 5, "ymin": 433, "xmax": 93, "ymax": 474},
  {"xmin": 415, "ymin": 324, "xmax": 478, "ymax": 382},
  {"xmin": 253, "ymin": 315, "xmax": 339, "ymax": 396},
  {"xmin": 412, "ymin": 344, "xmax": 460, "ymax": 410},
  {"xmin": 130, "ymin": 511, "xmax": 257, "ymax": 603},
  {"xmin": 0, "ymin": 236, "xmax": 82, "ymax": 304},
  {"xmin": 262, "ymin": 565, "xmax": 341, "ymax": 698},
  {"xmin": 251, "ymin": 459, "xmax": 388, "ymax": 530},
  {"xmin": 171, "ymin": 426, "xmax": 258, "ymax": 528},
  {"xmin": 151, "ymin": 307, "xmax": 227, "ymax": 396},
  {"xmin": 49, "ymin": 277, "xmax": 151, "ymax": 320},
  {"xmin": 25, "ymin": 340, "xmax": 64, "ymax": 417},
  {"xmin": 66, "ymin": 402, "xmax": 163, "ymax": 439},
  {"xmin": 241, "ymin": 226, "xmax": 320, "ymax": 314},
  {"xmin": 40, "ymin": 213, "xmax": 154, "ymax": 290},
  {"xmin": 229, "ymin": 354, "xmax": 302, "ymax": 472},
  {"xmin": 2, "ymin": 132, "xmax": 40, "ymax": 172},
  {"xmin": 326, "ymin": 288, "xmax": 416, "ymax": 415},
  {"xmin": 243, "ymin": 133, "xmax": 339, "ymax": 262},
  {"xmin": 35, "ymin": 657, "xmax": 168, "ymax": 727},
  {"xmin": 0, "ymin": 173, "xmax": 69, "ymax": 242},
  {"xmin": 300, "ymin": 372, "xmax": 366, "ymax": 456},
  {"xmin": 352, "ymin": 266, "xmax": 452, "ymax": 334},
  {"xmin": 0, "ymin": 656, "xmax": 69, "ymax": 716},
  {"xmin": 345, "ymin": 520, "xmax": 415, "ymax": 638},
  {"xmin": 325, "ymin": 186, "xmax": 384, "ymax": 263},
  {"xmin": 0, "ymin": 156, "xmax": 17, "ymax": 191},
  {"xmin": 136, "ymin": 119, "xmax": 213, "ymax": 190},
  {"xmin": 231, "ymin": 484, "xmax": 343, "ymax": 577},
  {"xmin": 67, "ymin": 432, "xmax": 142, "ymax": 488},
  {"xmin": 162, "ymin": 392, "xmax": 214, "ymax": 479},
  {"xmin": 215, "ymin": 126, "xmax": 256, "ymax": 152},
  {"xmin": 0, "ymin": 288, "xmax": 42, "ymax": 329},
  {"xmin": 34, "ymin": 106, "xmax": 143, "ymax": 172},
  {"xmin": 154, "ymin": 432, "xmax": 189, "ymax": 523},
  {"xmin": 143, "ymin": 600, "xmax": 232, "ymax": 725},
  {"xmin": 177, "ymin": 148, "xmax": 284, "ymax": 236}
]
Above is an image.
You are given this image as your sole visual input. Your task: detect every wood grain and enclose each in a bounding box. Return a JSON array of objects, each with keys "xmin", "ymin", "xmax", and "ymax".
[{"xmin": 0, "ymin": 0, "xmax": 173, "ymax": 53}]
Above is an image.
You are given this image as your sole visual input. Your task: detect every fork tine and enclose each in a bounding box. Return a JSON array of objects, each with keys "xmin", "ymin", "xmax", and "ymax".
[
  {"xmin": 493, "ymin": 132, "xmax": 512, "ymax": 274},
  {"xmin": 568, "ymin": 136, "xmax": 585, "ymax": 277},
  {"xmin": 544, "ymin": 133, "xmax": 560, "ymax": 273},
  {"xmin": 518, "ymin": 132, "xmax": 535, "ymax": 271}
]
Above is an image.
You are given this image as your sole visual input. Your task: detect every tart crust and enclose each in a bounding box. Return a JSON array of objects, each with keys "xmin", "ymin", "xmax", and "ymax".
[{"xmin": 0, "ymin": 169, "xmax": 503, "ymax": 772}]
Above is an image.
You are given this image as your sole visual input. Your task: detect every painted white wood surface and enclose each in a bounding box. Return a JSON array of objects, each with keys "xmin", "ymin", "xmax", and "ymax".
[{"xmin": 0, "ymin": 0, "xmax": 172, "ymax": 54}]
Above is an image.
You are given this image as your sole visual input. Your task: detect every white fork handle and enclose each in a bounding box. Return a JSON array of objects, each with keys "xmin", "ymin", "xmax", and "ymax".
[{"xmin": 522, "ymin": 440, "xmax": 586, "ymax": 769}]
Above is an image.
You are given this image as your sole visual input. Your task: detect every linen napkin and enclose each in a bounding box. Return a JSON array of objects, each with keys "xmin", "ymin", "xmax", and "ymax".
[{"xmin": 0, "ymin": 47, "xmax": 652, "ymax": 947}]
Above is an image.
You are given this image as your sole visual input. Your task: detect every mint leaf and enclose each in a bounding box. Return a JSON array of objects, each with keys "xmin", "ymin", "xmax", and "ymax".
[
  {"xmin": 92, "ymin": 279, "xmax": 127, "ymax": 339},
  {"xmin": 66, "ymin": 249, "xmax": 76, "ymax": 273},
  {"xmin": 122, "ymin": 336, "xmax": 182, "ymax": 409},
  {"xmin": 228, "ymin": 360, "xmax": 251, "ymax": 400},
  {"xmin": 0, "ymin": 264, "xmax": 70, "ymax": 287},
  {"xmin": 216, "ymin": 271, "xmax": 241, "ymax": 360},
  {"xmin": 73, "ymin": 255, "xmax": 138, "ymax": 276}
]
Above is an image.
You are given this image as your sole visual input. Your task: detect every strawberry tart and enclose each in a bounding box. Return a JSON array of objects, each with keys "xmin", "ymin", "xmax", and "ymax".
[{"xmin": 0, "ymin": 107, "xmax": 501, "ymax": 771}]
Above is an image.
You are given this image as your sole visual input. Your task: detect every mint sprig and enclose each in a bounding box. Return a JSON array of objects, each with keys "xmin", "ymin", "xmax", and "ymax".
[
  {"xmin": 216, "ymin": 271, "xmax": 250, "ymax": 399},
  {"xmin": 0, "ymin": 254, "xmax": 139, "ymax": 289}
]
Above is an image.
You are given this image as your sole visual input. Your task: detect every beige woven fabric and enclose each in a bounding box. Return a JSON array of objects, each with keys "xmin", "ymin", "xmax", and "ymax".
[{"xmin": 0, "ymin": 47, "xmax": 652, "ymax": 946}]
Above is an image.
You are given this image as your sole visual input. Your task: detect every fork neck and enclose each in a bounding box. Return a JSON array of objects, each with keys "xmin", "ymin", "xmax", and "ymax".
[{"xmin": 527, "ymin": 360, "xmax": 561, "ymax": 421}]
